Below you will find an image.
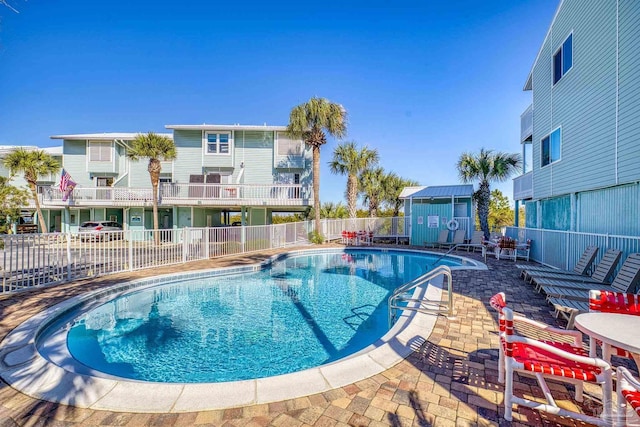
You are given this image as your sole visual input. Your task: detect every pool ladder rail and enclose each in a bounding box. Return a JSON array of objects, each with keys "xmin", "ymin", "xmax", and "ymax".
[{"xmin": 388, "ymin": 265, "xmax": 454, "ymax": 327}]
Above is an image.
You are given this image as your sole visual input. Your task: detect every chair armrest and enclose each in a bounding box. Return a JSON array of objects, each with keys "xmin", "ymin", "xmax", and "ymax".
[
  {"xmin": 618, "ymin": 366, "xmax": 640, "ymax": 390},
  {"xmin": 510, "ymin": 335, "xmax": 611, "ymax": 369}
]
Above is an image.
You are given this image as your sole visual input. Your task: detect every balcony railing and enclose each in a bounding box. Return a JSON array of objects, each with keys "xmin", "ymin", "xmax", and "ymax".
[
  {"xmin": 521, "ymin": 104, "xmax": 533, "ymax": 142},
  {"xmin": 513, "ymin": 172, "xmax": 533, "ymax": 201},
  {"xmin": 38, "ymin": 183, "xmax": 312, "ymax": 207}
]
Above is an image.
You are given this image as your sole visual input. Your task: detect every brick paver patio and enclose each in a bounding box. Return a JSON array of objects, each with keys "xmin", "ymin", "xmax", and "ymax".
[{"xmin": 0, "ymin": 244, "xmax": 635, "ymax": 426}]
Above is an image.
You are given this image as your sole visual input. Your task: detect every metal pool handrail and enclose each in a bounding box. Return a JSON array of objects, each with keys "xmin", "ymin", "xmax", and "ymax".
[{"xmin": 388, "ymin": 265, "xmax": 453, "ymax": 326}]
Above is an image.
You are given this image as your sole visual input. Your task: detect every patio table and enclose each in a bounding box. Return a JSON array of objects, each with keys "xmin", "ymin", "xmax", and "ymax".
[{"xmin": 574, "ymin": 312, "xmax": 640, "ymax": 367}]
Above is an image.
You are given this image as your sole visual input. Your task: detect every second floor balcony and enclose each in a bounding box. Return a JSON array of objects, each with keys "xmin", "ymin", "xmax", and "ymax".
[
  {"xmin": 513, "ymin": 172, "xmax": 533, "ymax": 201},
  {"xmin": 521, "ymin": 104, "xmax": 533, "ymax": 142},
  {"xmin": 38, "ymin": 183, "xmax": 312, "ymax": 208}
]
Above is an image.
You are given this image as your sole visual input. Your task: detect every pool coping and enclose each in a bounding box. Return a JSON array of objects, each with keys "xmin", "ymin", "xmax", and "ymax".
[{"xmin": 0, "ymin": 247, "xmax": 486, "ymax": 413}]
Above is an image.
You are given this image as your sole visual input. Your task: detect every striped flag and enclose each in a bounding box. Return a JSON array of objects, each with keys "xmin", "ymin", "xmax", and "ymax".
[{"xmin": 59, "ymin": 169, "xmax": 76, "ymax": 201}]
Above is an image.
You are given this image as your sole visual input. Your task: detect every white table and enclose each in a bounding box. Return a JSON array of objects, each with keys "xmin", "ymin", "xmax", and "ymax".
[{"xmin": 574, "ymin": 312, "xmax": 640, "ymax": 367}]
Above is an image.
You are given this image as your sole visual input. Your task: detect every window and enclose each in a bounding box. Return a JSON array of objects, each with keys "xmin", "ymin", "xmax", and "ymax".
[
  {"xmin": 553, "ymin": 33, "xmax": 573, "ymax": 84},
  {"xmin": 89, "ymin": 141, "xmax": 112, "ymax": 162},
  {"xmin": 541, "ymin": 128, "xmax": 561, "ymax": 167},
  {"xmin": 206, "ymin": 132, "xmax": 231, "ymax": 154},
  {"xmin": 276, "ymin": 132, "xmax": 303, "ymax": 156}
]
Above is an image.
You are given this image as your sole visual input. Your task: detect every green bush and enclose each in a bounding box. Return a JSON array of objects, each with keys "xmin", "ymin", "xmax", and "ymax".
[{"xmin": 308, "ymin": 231, "xmax": 324, "ymax": 244}]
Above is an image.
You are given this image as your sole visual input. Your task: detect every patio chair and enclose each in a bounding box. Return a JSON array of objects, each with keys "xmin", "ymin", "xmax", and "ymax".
[
  {"xmin": 456, "ymin": 230, "xmax": 484, "ymax": 252},
  {"xmin": 488, "ymin": 292, "xmax": 613, "ymax": 424},
  {"xmin": 531, "ymin": 249, "xmax": 623, "ymax": 292},
  {"xmin": 541, "ymin": 252, "xmax": 640, "ymax": 301},
  {"xmin": 617, "ymin": 367, "xmax": 640, "ymax": 427},
  {"xmin": 425, "ymin": 229, "xmax": 448, "ymax": 248},
  {"xmin": 518, "ymin": 245, "xmax": 599, "ymax": 282},
  {"xmin": 440, "ymin": 229, "xmax": 465, "ymax": 250}
]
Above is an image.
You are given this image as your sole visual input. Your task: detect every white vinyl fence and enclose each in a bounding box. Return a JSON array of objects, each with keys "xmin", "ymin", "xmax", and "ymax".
[
  {"xmin": 0, "ymin": 217, "xmax": 410, "ymax": 294},
  {"xmin": 505, "ymin": 226, "xmax": 640, "ymax": 273}
]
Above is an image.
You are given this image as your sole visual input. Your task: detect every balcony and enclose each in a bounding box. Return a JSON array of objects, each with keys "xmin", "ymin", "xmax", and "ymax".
[
  {"xmin": 521, "ymin": 104, "xmax": 533, "ymax": 142},
  {"xmin": 513, "ymin": 172, "xmax": 533, "ymax": 201},
  {"xmin": 38, "ymin": 183, "xmax": 312, "ymax": 208}
]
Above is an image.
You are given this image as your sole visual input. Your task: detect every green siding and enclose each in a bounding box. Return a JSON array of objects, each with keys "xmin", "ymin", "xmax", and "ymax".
[
  {"xmin": 410, "ymin": 201, "xmax": 454, "ymax": 245},
  {"xmin": 63, "ymin": 140, "xmax": 93, "ymax": 188},
  {"xmin": 577, "ymin": 183, "xmax": 640, "ymax": 235},
  {"xmin": 173, "ymin": 130, "xmax": 204, "ymax": 184},
  {"xmin": 238, "ymin": 131, "xmax": 276, "ymax": 184},
  {"xmin": 525, "ymin": 201, "xmax": 538, "ymax": 228},
  {"xmin": 202, "ymin": 131, "xmax": 235, "ymax": 169},
  {"xmin": 540, "ymin": 196, "xmax": 570, "ymax": 230}
]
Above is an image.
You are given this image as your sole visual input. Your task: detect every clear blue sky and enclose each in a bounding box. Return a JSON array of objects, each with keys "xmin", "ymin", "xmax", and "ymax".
[{"xmin": 0, "ymin": 0, "xmax": 558, "ymax": 206}]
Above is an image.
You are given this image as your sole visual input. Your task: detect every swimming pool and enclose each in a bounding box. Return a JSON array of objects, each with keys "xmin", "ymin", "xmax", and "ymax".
[
  {"xmin": 1, "ymin": 247, "xmax": 485, "ymax": 411},
  {"xmin": 39, "ymin": 249, "xmax": 470, "ymax": 383}
]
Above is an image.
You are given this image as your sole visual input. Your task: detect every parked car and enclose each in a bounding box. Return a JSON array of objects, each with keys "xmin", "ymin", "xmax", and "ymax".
[{"xmin": 78, "ymin": 221, "xmax": 123, "ymax": 241}]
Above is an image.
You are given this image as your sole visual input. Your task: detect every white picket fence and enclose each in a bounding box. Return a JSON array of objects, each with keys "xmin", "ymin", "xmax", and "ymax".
[{"xmin": 0, "ymin": 217, "xmax": 410, "ymax": 294}]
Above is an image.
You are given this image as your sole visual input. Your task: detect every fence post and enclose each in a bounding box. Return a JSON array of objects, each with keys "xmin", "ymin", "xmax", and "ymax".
[
  {"xmin": 128, "ymin": 231, "xmax": 133, "ymax": 271},
  {"xmin": 66, "ymin": 231, "xmax": 72, "ymax": 281},
  {"xmin": 204, "ymin": 228, "xmax": 210, "ymax": 259},
  {"xmin": 182, "ymin": 228, "xmax": 188, "ymax": 263},
  {"xmin": 565, "ymin": 232, "xmax": 570, "ymax": 271}
]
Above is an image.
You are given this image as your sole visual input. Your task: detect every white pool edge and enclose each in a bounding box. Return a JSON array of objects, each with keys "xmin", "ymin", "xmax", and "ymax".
[{"xmin": 0, "ymin": 248, "xmax": 486, "ymax": 413}]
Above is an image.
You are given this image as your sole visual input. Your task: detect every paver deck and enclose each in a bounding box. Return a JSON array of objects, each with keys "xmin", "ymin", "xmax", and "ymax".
[{"xmin": 0, "ymin": 244, "xmax": 636, "ymax": 426}]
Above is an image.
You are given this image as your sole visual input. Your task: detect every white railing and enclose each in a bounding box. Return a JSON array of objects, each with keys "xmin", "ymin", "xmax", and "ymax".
[
  {"xmin": 505, "ymin": 226, "xmax": 640, "ymax": 272},
  {"xmin": 37, "ymin": 183, "xmax": 312, "ymax": 207},
  {"xmin": 0, "ymin": 222, "xmax": 313, "ymax": 293},
  {"xmin": 0, "ymin": 217, "xmax": 409, "ymax": 294}
]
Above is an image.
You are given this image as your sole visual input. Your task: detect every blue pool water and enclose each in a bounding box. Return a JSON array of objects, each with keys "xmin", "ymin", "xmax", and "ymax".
[{"xmin": 52, "ymin": 250, "xmax": 465, "ymax": 383}]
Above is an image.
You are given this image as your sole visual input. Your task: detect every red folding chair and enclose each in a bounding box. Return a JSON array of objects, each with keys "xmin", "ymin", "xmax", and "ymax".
[{"xmin": 489, "ymin": 292, "xmax": 613, "ymax": 424}]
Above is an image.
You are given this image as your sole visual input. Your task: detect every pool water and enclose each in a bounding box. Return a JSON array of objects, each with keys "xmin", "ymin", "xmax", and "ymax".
[{"xmin": 57, "ymin": 250, "xmax": 462, "ymax": 383}]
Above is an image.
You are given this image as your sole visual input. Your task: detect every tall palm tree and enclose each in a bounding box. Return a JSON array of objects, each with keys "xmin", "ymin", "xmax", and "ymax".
[
  {"xmin": 3, "ymin": 148, "xmax": 60, "ymax": 233},
  {"xmin": 127, "ymin": 132, "xmax": 177, "ymax": 245},
  {"xmin": 382, "ymin": 172, "xmax": 419, "ymax": 217},
  {"xmin": 359, "ymin": 166, "xmax": 385, "ymax": 217},
  {"xmin": 457, "ymin": 148, "xmax": 521, "ymax": 239},
  {"xmin": 329, "ymin": 141, "xmax": 379, "ymax": 219},
  {"xmin": 287, "ymin": 97, "xmax": 347, "ymax": 237}
]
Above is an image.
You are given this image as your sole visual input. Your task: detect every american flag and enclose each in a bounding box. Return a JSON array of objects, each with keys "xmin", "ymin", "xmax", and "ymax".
[{"xmin": 59, "ymin": 169, "xmax": 76, "ymax": 201}]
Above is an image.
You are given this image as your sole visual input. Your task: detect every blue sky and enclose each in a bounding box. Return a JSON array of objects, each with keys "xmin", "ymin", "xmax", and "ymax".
[{"xmin": 0, "ymin": 0, "xmax": 558, "ymax": 206}]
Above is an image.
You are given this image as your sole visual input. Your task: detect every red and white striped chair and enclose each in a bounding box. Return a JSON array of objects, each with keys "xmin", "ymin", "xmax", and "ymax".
[
  {"xmin": 489, "ymin": 292, "xmax": 613, "ymax": 424},
  {"xmin": 616, "ymin": 367, "xmax": 640, "ymax": 427},
  {"xmin": 588, "ymin": 290, "xmax": 640, "ymax": 360}
]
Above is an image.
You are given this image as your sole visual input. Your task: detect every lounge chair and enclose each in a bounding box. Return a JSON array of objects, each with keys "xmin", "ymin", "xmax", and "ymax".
[
  {"xmin": 440, "ymin": 229, "xmax": 465, "ymax": 250},
  {"xmin": 456, "ymin": 230, "xmax": 484, "ymax": 252},
  {"xmin": 546, "ymin": 254, "xmax": 640, "ymax": 328},
  {"xmin": 530, "ymin": 249, "xmax": 622, "ymax": 292},
  {"xmin": 518, "ymin": 245, "xmax": 599, "ymax": 282},
  {"xmin": 488, "ymin": 292, "xmax": 613, "ymax": 424},
  {"xmin": 425, "ymin": 229, "xmax": 448, "ymax": 248},
  {"xmin": 541, "ymin": 252, "xmax": 639, "ymax": 299}
]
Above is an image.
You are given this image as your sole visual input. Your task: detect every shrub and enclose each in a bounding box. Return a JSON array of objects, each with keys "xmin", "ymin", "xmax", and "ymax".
[{"xmin": 308, "ymin": 231, "xmax": 324, "ymax": 244}]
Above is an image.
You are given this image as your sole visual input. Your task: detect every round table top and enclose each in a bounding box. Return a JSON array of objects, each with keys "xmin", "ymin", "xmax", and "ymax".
[{"xmin": 574, "ymin": 312, "xmax": 640, "ymax": 355}]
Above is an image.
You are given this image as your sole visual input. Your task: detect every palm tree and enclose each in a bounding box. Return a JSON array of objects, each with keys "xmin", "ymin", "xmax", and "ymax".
[
  {"xmin": 3, "ymin": 148, "xmax": 60, "ymax": 233},
  {"xmin": 383, "ymin": 172, "xmax": 419, "ymax": 217},
  {"xmin": 457, "ymin": 148, "xmax": 521, "ymax": 239},
  {"xmin": 320, "ymin": 202, "xmax": 348, "ymax": 219},
  {"xmin": 127, "ymin": 132, "xmax": 177, "ymax": 245},
  {"xmin": 359, "ymin": 166, "xmax": 385, "ymax": 217},
  {"xmin": 329, "ymin": 141, "xmax": 379, "ymax": 219},
  {"xmin": 287, "ymin": 97, "xmax": 347, "ymax": 237}
]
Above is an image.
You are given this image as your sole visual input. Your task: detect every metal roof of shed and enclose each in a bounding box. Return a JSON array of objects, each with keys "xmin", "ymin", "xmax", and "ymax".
[{"xmin": 405, "ymin": 185, "xmax": 474, "ymax": 199}]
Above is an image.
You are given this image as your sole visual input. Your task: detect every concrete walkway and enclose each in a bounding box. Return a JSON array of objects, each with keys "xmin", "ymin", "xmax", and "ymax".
[{"xmin": 0, "ymin": 245, "xmax": 634, "ymax": 426}]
